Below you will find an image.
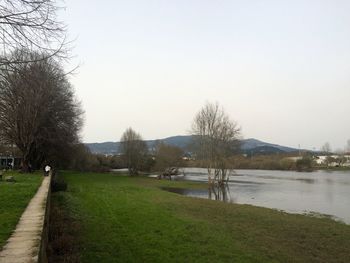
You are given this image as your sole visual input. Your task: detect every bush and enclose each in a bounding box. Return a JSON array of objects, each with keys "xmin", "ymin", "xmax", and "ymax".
[
  {"xmin": 296, "ymin": 156, "xmax": 313, "ymax": 172},
  {"xmin": 52, "ymin": 179, "xmax": 67, "ymax": 192},
  {"xmin": 259, "ymin": 160, "xmax": 281, "ymax": 170},
  {"xmin": 280, "ymin": 158, "xmax": 296, "ymax": 170},
  {"xmin": 51, "ymin": 172, "xmax": 67, "ymax": 192}
]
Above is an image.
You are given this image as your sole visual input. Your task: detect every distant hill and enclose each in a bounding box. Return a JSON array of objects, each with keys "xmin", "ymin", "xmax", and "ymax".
[
  {"xmin": 241, "ymin": 138, "xmax": 299, "ymax": 153},
  {"xmin": 85, "ymin": 142, "xmax": 119, "ymax": 155},
  {"xmin": 85, "ymin": 135, "xmax": 300, "ymax": 155}
]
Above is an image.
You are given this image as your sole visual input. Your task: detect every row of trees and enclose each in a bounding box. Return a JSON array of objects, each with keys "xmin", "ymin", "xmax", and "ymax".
[
  {"xmin": 119, "ymin": 128, "xmax": 185, "ymax": 175},
  {"xmin": 0, "ymin": 1, "xmax": 83, "ymax": 172},
  {"xmin": 66, "ymin": 143, "xmax": 172, "ymax": 174}
]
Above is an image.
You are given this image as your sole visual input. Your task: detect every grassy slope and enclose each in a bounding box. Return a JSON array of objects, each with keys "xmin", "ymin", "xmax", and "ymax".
[
  {"xmin": 57, "ymin": 171, "xmax": 350, "ymax": 263},
  {"xmin": 0, "ymin": 171, "xmax": 43, "ymax": 248}
]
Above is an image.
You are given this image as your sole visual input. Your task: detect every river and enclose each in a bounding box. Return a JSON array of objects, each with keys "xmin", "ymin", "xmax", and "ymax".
[{"xmin": 171, "ymin": 168, "xmax": 350, "ymax": 224}]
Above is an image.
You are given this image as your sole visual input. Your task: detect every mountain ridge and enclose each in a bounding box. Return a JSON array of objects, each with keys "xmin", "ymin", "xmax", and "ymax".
[{"xmin": 85, "ymin": 135, "xmax": 302, "ymax": 155}]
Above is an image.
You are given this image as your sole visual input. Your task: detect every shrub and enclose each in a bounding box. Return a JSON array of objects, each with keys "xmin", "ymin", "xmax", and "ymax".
[
  {"xmin": 296, "ymin": 156, "xmax": 313, "ymax": 172},
  {"xmin": 51, "ymin": 172, "xmax": 67, "ymax": 192},
  {"xmin": 280, "ymin": 158, "xmax": 296, "ymax": 170}
]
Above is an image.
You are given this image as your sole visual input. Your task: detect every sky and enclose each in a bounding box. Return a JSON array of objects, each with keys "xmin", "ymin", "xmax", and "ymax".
[{"xmin": 61, "ymin": 0, "xmax": 350, "ymax": 151}]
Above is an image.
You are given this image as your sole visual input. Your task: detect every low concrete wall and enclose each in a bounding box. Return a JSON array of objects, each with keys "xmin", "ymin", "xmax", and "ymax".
[
  {"xmin": 38, "ymin": 175, "xmax": 51, "ymax": 263},
  {"xmin": 0, "ymin": 175, "xmax": 51, "ymax": 263}
]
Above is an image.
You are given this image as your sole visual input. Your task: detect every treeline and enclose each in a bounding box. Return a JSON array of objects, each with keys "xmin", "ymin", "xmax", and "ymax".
[
  {"xmin": 68, "ymin": 142, "xmax": 185, "ymax": 174},
  {"xmin": 189, "ymin": 154, "xmax": 350, "ymax": 172},
  {"xmin": 228, "ymin": 155, "xmax": 299, "ymax": 170},
  {"xmin": 68, "ymin": 148, "xmax": 317, "ymax": 173},
  {"xmin": 185, "ymin": 155, "xmax": 300, "ymax": 171}
]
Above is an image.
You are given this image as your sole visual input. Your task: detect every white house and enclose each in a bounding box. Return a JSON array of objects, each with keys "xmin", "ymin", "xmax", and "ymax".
[{"xmin": 315, "ymin": 155, "xmax": 350, "ymax": 167}]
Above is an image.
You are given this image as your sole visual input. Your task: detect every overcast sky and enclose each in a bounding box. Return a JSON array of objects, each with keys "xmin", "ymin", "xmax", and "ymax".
[{"xmin": 61, "ymin": 0, "xmax": 350, "ymax": 151}]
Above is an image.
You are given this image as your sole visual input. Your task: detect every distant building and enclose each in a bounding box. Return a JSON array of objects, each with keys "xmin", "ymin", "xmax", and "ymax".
[
  {"xmin": 315, "ymin": 155, "xmax": 350, "ymax": 167},
  {"xmin": 0, "ymin": 156, "xmax": 22, "ymax": 169}
]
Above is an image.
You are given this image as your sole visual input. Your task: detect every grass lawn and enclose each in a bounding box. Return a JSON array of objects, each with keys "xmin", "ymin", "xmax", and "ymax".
[
  {"xmin": 0, "ymin": 171, "xmax": 43, "ymax": 248},
  {"xmin": 52, "ymin": 171, "xmax": 350, "ymax": 263}
]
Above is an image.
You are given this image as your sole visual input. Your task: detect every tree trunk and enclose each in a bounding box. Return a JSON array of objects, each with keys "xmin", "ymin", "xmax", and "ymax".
[{"xmin": 21, "ymin": 158, "xmax": 31, "ymax": 173}]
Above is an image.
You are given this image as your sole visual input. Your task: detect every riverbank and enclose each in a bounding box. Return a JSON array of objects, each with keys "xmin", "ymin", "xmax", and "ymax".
[
  {"xmin": 315, "ymin": 166, "xmax": 350, "ymax": 171},
  {"xmin": 50, "ymin": 171, "xmax": 350, "ymax": 262},
  {"xmin": 185, "ymin": 155, "xmax": 350, "ymax": 172},
  {"xmin": 184, "ymin": 163, "xmax": 350, "ymax": 172}
]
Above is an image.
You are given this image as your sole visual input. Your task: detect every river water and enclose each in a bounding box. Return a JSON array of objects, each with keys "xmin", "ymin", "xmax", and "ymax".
[{"xmin": 172, "ymin": 168, "xmax": 350, "ymax": 224}]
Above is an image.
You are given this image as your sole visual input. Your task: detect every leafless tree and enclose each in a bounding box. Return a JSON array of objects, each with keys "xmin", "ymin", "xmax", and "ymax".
[
  {"xmin": 191, "ymin": 102, "xmax": 240, "ymax": 186},
  {"xmin": 154, "ymin": 142, "xmax": 184, "ymax": 173},
  {"xmin": 0, "ymin": 51, "xmax": 83, "ymax": 172},
  {"xmin": 68, "ymin": 144, "xmax": 101, "ymax": 172},
  {"xmin": 120, "ymin": 127, "xmax": 148, "ymax": 175},
  {"xmin": 335, "ymin": 155, "xmax": 347, "ymax": 167},
  {"xmin": 321, "ymin": 142, "xmax": 332, "ymax": 155},
  {"xmin": 0, "ymin": 0, "xmax": 68, "ymax": 67}
]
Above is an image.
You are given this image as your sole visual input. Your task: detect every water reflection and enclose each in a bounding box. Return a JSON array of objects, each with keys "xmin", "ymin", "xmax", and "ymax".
[
  {"xmin": 161, "ymin": 185, "xmax": 234, "ymax": 203},
  {"xmin": 209, "ymin": 184, "xmax": 231, "ymax": 202},
  {"xmin": 162, "ymin": 168, "xmax": 350, "ymax": 224}
]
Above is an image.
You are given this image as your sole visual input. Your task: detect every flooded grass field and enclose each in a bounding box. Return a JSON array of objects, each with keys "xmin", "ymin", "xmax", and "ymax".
[{"xmin": 171, "ymin": 168, "xmax": 350, "ymax": 224}]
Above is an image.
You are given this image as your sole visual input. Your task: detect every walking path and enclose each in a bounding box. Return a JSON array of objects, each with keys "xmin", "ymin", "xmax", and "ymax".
[{"xmin": 0, "ymin": 175, "xmax": 51, "ymax": 263}]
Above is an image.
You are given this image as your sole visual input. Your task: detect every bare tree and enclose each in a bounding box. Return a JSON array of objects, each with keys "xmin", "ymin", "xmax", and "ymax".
[
  {"xmin": 335, "ymin": 155, "xmax": 347, "ymax": 167},
  {"xmin": 0, "ymin": 51, "xmax": 83, "ymax": 172},
  {"xmin": 119, "ymin": 128, "xmax": 148, "ymax": 175},
  {"xmin": 321, "ymin": 142, "xmax": 332, "ymax": 155},
  {"xmin": 68, "ymin": 144, "xmax": 100, "ymax": 172},
  {"xmin": 154, "ymin": 142, "xmax": 184, "ymax": 174},
  {"xmin": 191, "ymin": 102, "xmax": 240, "ymax": 185},
  {"xmin": 0, "ymin": 0, "xmax": 68, "ymax": 67}
]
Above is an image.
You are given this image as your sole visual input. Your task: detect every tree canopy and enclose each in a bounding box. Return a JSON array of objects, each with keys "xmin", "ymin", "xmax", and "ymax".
[
  {"xmin": 120, "ymin": 127, "xmax": 148, "ymax": 175},
  {"xmin": 192, "ymin": 102, "xmax": 240, "ymax": 185},
  {"xmin": 153, "ymin": 142, "xmax": 184, "ymax": 173},
  {"xmin": 0, "ymin": 51, "xmax": 83, "ymax": 171},
  {"xmin": 0, "ymin": 0, "xmax": 68, "ymax": 67}
]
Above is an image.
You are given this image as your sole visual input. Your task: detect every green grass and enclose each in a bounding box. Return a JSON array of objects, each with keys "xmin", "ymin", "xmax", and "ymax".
[
  {"xmin": 55, "ymin": 171, "xmax": 350, "ymax": 263},
  {"xmin": 0, "ymin": 171, "xmax": 43, "ymax": 248}
]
